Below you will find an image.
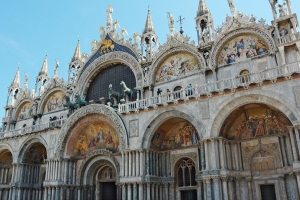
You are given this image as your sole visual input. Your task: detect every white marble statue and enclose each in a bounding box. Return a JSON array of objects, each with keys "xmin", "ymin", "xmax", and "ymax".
[
  {"xmin": 121, "ymin": 28, "xmax": 128, "ymax": 43},
  {"xmin": 133, "ymin": 32, "xmax": 141, "ymax": 45},
  {"xmin": 106, "ymin": 4, "xmax": 113, "ymax": 31},
  {"xmin": 54, "ymin": 59, "xmax": 59, "ymax": 77},
  {"xmin": 228, "ymin": 0, "xmax": 236, "ymax": 15},
  {"xmin": 24, "ymin": 73, "xmax": 29, "ymax": 90},
  {"xmin": 167, "ymin": 12, "xmax": 175, "ymax": 35},
  {"xmin": 278, "ymin": 4, "xmax": 287, "ymax": 17}
]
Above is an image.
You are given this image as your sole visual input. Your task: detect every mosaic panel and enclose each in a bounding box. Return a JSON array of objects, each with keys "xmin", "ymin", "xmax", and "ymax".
[
  {"xmin": 43, "ymin": 91, "xmax": 65, "ymax": 113},
  {"xmin": 155, "ymin": 52, "xmax": 202, "ymax": 83},
  {"xmin": 17, "ymin": 102, "xmax": 33, "ymax": 120},
  {"xmin": 73, "ymin": 122, "xmax": 119, "ymax": 156}
]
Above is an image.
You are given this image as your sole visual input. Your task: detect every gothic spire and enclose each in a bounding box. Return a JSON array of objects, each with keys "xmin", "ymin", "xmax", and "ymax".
[
  {"xmin": 72, "ymin": 39, "xmax": 81, "ymax": 62},
  {"xmin": 143, "ymin": 8, "xmax": 155, "ymax": 34},
  {"xmin": 39, "ymin": 54, "xmax": 48, "ymax": 77},
  {"xmin": 197, "ymin": 0, "xmax": 209, "ymax": 16},
  {"xmin": 11, "ymin": 66, "xmax": 20, "ymax": 88}
]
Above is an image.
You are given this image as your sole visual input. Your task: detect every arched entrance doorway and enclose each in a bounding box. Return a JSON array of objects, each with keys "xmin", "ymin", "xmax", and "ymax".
[
  {"xmin": 17, "ymin": 142, "xmax": 47, "ymax": 200},
  {"xmin": 0, "ymin": 149, "xmax": 12, "ymax": 199},
  {"xmin": 219, "ymin": 103, "xmax": 298, "ymax": 200}
]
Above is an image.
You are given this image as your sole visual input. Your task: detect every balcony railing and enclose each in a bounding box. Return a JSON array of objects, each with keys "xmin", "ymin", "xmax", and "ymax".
[
  {"xmin": 118, "ymin": 61, "xmax": 300, "ymax": 114},
  {"xmin": 275, "ymin": 32, "xmax": 300, "ymax": 45},
  {"xmin": 0, "ymin": 119, "xmax": 66, "ymax": 139}
]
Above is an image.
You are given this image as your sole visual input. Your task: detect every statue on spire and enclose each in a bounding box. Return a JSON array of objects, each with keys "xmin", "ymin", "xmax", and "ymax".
[
  {"xmin": 227, "ymin": 0, "xmax": 236, "ymax": 15},
  {"xmin": 54, "ymin": 59, "xmax": 59, "ymax": 77},
  {"xmin": 24, "ymin": 73, "xmax": 29, "ymax": 90},
  {"xmin": 167, "ymin": 12, "xmax": 175, "ymax": 35},
  {"xmin": 106, "ymin": 4, "xmax": 113, "ymax": 31}
]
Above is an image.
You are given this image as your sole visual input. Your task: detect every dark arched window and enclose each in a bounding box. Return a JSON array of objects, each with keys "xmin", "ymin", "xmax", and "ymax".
[
  {"xmin": 86, "ymin": 64, "xmax": 136, "ymax": 103},
  {"xmin": 177, "ymin": 159, "xmax": 196, "ymax": 187}
]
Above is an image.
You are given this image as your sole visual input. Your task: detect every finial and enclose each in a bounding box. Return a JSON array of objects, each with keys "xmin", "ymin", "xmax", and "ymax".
[
  {"xmin": 18, "ymin": 63, "xmax": 20, "ymax": 70},
  {"xmin": 78, "ymin": 35, "xmax": 80, "ymax": 43},
  {"xmin": 45, "ymin": 50, "xmax": 48, "ymax": 57},
  {"xmin": 148, "ymin": 5, "xmax": 150, "ymax": 13},
  {"xmin": 177, "ymin": 15, "xmax": 185, "ymax": 34}
]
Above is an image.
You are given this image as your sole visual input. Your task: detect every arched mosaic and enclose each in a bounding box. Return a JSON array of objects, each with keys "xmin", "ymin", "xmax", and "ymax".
[
  {"xmin": 17, "ymin": 102, "xmax": 33, "ymax": 120},
  {"xmin": 43, "ymin": 91, "xmax": 65, "ymax": 113},
  {"xmin": 23, "ymin": 143, "xmax": 47, "ymax": 164},
  {"xmin": 73, "ymin": 122, "xmax": 119, "ymax": 156},
  {"xmin": 151, "ymin": 118, "xmax": 200, "ymax": 150},
  {"xmin": 221, "ymin": 103, "xmax": 292, "ymax": 140},
  {"xmin": 155, "ymin": 52, "xmax": 202, "ymax": 83},
  {"xmin": 217, "ymin": 34, "xmax": 268, "ymax": 66}
]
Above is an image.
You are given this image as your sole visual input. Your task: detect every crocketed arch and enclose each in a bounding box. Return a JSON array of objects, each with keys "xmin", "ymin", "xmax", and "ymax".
[
  {"xmin": 210, "ymin": 28, "xmax": 276, "ymax": 68},
  {"xmin": 12, "ymin": 99, "xmax": 34, "ymax": 121},
  {"xmin": 77, "ymin": 149, "xmax": 120, "ymax": 185},
  {"xmin": 0, "ymin": 143, "xmax": 14, "ymax": 162},
  {"xmin": 75, "ymin": 51, "xmax": 143, "ymax": 97},
  {"xmin": 17, "ymin": 136, "xmax": 48, "ymax": 163},
  {"xmin": 141, "ymin": 107, "xmax": 205, "ymax": 149},
  {"xmin": 38, "ymin": 88, "xmax": 66, "ymax": 114},
  {"xmin": 54, "ymin": 104, "xmax": 128, "ymax": 157},
  {"xmin": 150, "ymin": 46, "xmax": 206, "ymax": 85},
  {"xmin": 210, "ymin": 91, "xmax": 300, "ymax": 138}
]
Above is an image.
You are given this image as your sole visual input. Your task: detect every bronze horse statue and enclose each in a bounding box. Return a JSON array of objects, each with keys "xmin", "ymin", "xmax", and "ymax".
[
  {"xmin": 108, "ymin": 84, "xmax": 122, "ymax": 104},
  {"xmin": 120, "ymin": 81, "xmax": 134, "ymax": 101},
  {"xmin": 75, "ymin": 94, "xmax": 88, "ymax": 108},
  {"xmin": 63, "ymin": 96, "xmax": 78, "ymax": 113}
]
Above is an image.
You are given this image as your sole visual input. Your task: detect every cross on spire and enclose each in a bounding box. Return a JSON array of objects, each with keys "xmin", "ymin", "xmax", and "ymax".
[{"xmin": 177, "ymin": 15, "xmax": 185, "ymax": 34}]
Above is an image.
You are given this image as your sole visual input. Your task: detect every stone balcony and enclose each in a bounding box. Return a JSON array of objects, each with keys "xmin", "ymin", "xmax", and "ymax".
[
  {"xmin": 0, "ymin": 119, "xmax": 66, "ymax": 140},
  {"xmin": 118, "ymin": 61, "xmax": 300, "ymax": 114},
  {"xmin": 275, "ymin": 31, "xmax": 300, "ymax": 45}
]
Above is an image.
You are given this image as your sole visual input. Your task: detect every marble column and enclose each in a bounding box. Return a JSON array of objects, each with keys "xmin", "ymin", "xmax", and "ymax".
[
  {"xmin": 169, "ymin": 183, "xmax": 174, "ymax": 200},
  {"xmin": 136, "ymin": 151, "xmax": 139, "ymax": 177},
  {"xmin": 64, "ymin": 160, "xmax": 68, "ymax": 183},
  {"xmin": 138, "ymin": 183, "xmax": 143, "ymax": 200},
  {"xmin": 163, "ymin": 183, "xmax": 168, "ymax": 200},
  {"xmin": 128, "ymin": 184, "xmax": 132, "ymax": 200},
  {"xmin": 235, "ymin": 178, "xmax": 241, "ymax": 200},
  {"xmin": 205, "ymin": 178, "xmax": 212, "ymax": 200},
  {"xmin": 72, "ymin": 161, "xmax": 76, "ymax": 184},
  {"xmin": 295, "ymin": 172, "xmax": 300, "ymax": 197},
  {"xmin": 155, "ymin": 184, "xmax": 159, "ymax": 200},
  {"xmin": 288, "ymin": 127, "xmax": 299, "ymax": 162},
  {"xmin": 132, "ymin": 151, "xmax": 136, "ymax": 177},
  {"xmin": 121, "ymin": 152, "xmax": 125, "ymax": 177},
  {"xmin": 139, "ymin": 150, "xmax": 144, "ymax": 176},
  {"xmin": 227, "ymin": 177, "xmax": 234, "ymax": 200},
  {"xmin": 278, "ymin": 46, "xmax": 286, "ymax": 65},
  {"xmin": 279, "ymin": 135, "xmax": 288, "ymax": 166},
  {"xmin": 219, "ymin": 138, "xmax": 225, "ymax": 169},
  {"xmin": 125, "ymin": 151, "xmax": 129, "ymax": 177},
  {"xmin": 147, "ymin": 183, "xmax": 151, "ymax": 200},
  {"xmin": 212, "ymin": 177, "xmax": 221, "ymax": 200},
  {"xmin": 146, "ymin": 151, "xmax": 150, "ymax": 175},
  {"xmin": 211, "ymin": 140, "xmax": 217, "ymax": 169},
  {"xmin": 221, "ymin": 177, "xmax": 228, "ymax": 200},
  {"xmin": 122, "ymin": 184, "xmax": 127, "ymax": 200},
  {"xmin": 197, "ymin": 180, "xmax": 202, "ymax": 200},
  {"xmin": 133, "ymin": 183, "xmax": 137, "ymax": 200},
  {"xmin": 204, "ymin": 140, "xmax": 209, "ymax": 170},
  {"xmin": 294, "ymin": 126, "xmax": 300, "ymax": 157},
  {"xmin": 58, "ymin": 159, "xmax": 62, "ymax": 181},
  {"xmin": 246, "ymin": 177, "xmax": 253, "ymax": 200},
  {"xmin": 129, "ymin": 151, "xmax": 132, "ymax": 177}
]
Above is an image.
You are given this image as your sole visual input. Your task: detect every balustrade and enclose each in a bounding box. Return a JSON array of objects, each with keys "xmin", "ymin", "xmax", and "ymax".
[{"xmin": 118, "ymin": 61, "xmax": 300, "ymax": 113}]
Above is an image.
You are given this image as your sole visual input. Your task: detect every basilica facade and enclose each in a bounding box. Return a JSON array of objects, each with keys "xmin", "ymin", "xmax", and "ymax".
[{"xmin": 0, "ymin": 0, "xmax": 300, "ymax": 199}]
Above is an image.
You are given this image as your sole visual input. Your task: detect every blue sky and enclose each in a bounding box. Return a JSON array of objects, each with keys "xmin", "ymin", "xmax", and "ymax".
[{"xmin": 0, "ymin": 0, "xmax": 299, "ymax": 118}]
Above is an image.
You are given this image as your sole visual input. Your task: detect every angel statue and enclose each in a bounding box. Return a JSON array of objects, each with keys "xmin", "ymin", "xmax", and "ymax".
[
  {"xmin": 54, "ymin": 59, "xmax": 59, "ymax": 77},
  {"xmin": 133, "ymin": 32, "xmax": 141, "ymax": 45},
  {"xmin": 121, "ymin": 28, "xmax": 128, "ymax": 43},
  {"xmin": 167, "ymin": 12, "xmax": 175, "ymax": 35},
  {"xmin": 91, "ymin": 40, "xmax": 98, "ymax": 52},
  {"xmin": 24, "ymin": 73, "xmax": 29, "ymax": 90},
  {"xmin": 106, "ymin": 4, "xmax": 113, "ymax": 31},
  {"xmin": 278, "ymin": 4, "xmax": 287, "ymax": 17},
  {"xmin": 269, "ymin": 0, "xmax": 278, "ymax": 19},
  {"xmin": 99, "ymin": 26, "xmax": 106, "ymax": 40},
  {"xmin": 227, "ymin": 0, "xmax": 236, "ymax": 15}
]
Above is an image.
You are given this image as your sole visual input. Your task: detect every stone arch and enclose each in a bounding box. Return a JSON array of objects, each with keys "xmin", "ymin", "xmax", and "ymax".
[
  {"xmin": 77, "ymin": 149, "xmax": 120, "ymax": 185},
  {"xmin": 141, "ymin": 107, "xmax": 205, "ymax": 149},
  {"xmin": 210, "ymin": 28, "xmax": 276, "ymax": 68},
  {"xmin": 38, "ymin": 88, "xmax": 67, "ymax": 114},
  {"xmin": 75, "ymin": 51, "xmax": 143, "ymax": 98},
  {"xmin": 54, "ymin": 104, "xmax": 128, "ymax": 157},
  {"xmin": 17, "ymin": 136, "xmax": 48, "ymax": 163},
  {"xmin": 0, "ymin": 143, "xmax": 14, "ymax": 162},
  {"xmin": 174, "ymin": 157, "xmax": 197, "ymax": 187},
  {"xmin": 150, "ymin": 46, "xmax": 206, "ymax": 84},
  {"xmin": 12, "ymin": 99, "xmax": 34, "ymax": 121},
  {"xmin": 210, "ymin": 91, "xmax": 300, "ymax": 138}
]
